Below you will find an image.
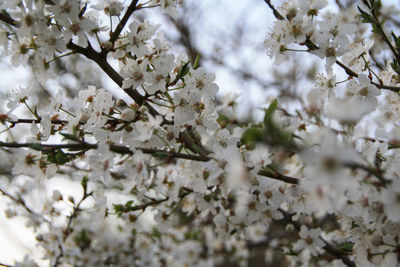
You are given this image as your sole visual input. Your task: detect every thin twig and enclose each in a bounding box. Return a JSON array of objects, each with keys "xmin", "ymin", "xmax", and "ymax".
[
  {"xmin": 262, "ymin": 1, "xmax": 400, "ymax": 93},
  {"xmin": 264, "ymin": 0, "xmax": 284, "ymax": 20},
  {"xmin": 278, "ymin": 208, "xmax": 356, "ymax": 267},
  {"xmin": 53, "ymin": 184, "xmax": 93, "ymax": 267},
  {"xmin": 0, "ymin": 10, "xmax": 160, "ymax": 117},
  {"xmin": 343, "ymin": 162, "xmax": 389, "ymax": 186},
  {"xmin": 65, "ymin": 41, "xmax": 161, "ymax": 117},
  {"xmin": 109, "ymin": 0, "xmax": 139, "ymax": 46},
  {"xmin": 0, "ymin": 187, "xmax": 50, "ymax": 223},
  {"xmin": 369, "ymin": 6, "xmax": 400, "ymax": 64},
  {"xmin": 258, "ymin": 169, "xmax": 299, "ymax": 184},
  {"xmin": 335, "ymin": 60, "xmax": 400, "ymax": 92},
  {"xmin": 0, "ymin": 188, "xmax": 35, "ymax": 215}
]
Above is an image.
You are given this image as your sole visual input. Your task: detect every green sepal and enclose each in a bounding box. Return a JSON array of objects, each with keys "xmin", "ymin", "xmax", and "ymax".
[
  {"xmin": 241, "ymin": 127, "xmax": 264, "ymax": 149},
  {"xmin": 47, "ymin": 149, "xmax": 70, "ymax": 165},
  {"xmin": 263, "ymin": 99, "xmax": 278, "ymax": 126},
  {"xmin": 178, "ymin": 61, "xmax": 190, "ymax": 81},
  {"xmin": 60, "ymin": 132, "xmax": 81, "ymax": 142},
  {"xmin": 193, "ymin": 54, "xmax": 201, "ymax": 70},
  {"xmin": 30, "ymin": 143, "xmax": 43, "ymax": 151}
]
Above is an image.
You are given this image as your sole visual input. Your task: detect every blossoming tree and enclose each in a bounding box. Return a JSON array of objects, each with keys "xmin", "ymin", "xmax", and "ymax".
[{"xmin": 0, "ymin": 0, "xmax": 399, "ymax": 266}]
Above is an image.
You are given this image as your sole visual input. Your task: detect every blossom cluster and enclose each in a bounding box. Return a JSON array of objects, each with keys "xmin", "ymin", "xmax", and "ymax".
[{"xmin": 0, "ymin": 0, "xmax": 399, "ymax": 266}]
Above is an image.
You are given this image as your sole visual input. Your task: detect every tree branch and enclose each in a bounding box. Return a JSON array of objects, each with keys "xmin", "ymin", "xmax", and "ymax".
[
  {"xmin": 0, "ymin": 188, "xmax": 35, "ymax": 215},
  {"xmin": 2, "ymin": 117, "xmax": 128, "ymax": 127},
  {"xmin": 335, "ymin": 60, "xmax": 400, "ymax": 92},
  {"xmin": 0, "ymin": 187, "xmax": 50, "ymax": 224},
  {"xmin": 258, "ymin": 169, "xmax": 299, "ymax": 185},
  {"xmin": 66, "ymin": 41, "xmax": 160, "ymax": 117},
  {"xmin": 1, "ymin": 7, "xmax": 171, "ymax": 123},
  {"xmin": 264, "ymin": 0, "xmax": 284, "ymax": 20},
  {"xmin": 0, "ymin": 13, "xmax": 19, "ymax": 27},
  {"xmin": 0, "ymin": 10, "xmax": 160, "ymax": 117},
  {"xmin": 53, "ymin": 187, "xmax": 92, "ymax": 267},
  {"xmin": 262, "ymin": 2, "xmax": 400, "ymax": 93},
  {"xmin": 0, "ymin": 141, "xmax": 211, "ymax": 162},
  {"xmin": 109, "ymin": 0, "xmax": 140, "ymax": 46},
  {"xmin": 343, "ymin": 162, "xmax": 389, "ymax": 186},
  {"xmin": 368, "ymin": 4, "xmax": 400, "ymax": 64}
]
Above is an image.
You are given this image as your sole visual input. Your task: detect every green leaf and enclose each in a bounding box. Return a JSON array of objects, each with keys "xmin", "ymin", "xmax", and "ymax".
[
  {"xmin": 43, "ymin": 0, "xmax": 56, "ymax": 4},
  {"xmin": 241, "ymin": 127, "xmax": 264, "ymax": 149},
  {"xmin": 357, "ymin": 6, "xmax": 373, "ymax": 23},
  {"xmin": 338, "ymin": 241, "xmax": 354, "ymax": 253},
  {"xmin": 193, "ymin": 54, "xmax": 201, "ymax": 70},
  {"xmin": 126, "ymin": 200, "xmax": 134, "ymax": 208},
  {"xmin": 47, "ymin": 149, "xmax": 70, "ymax": 165},
  {"xmin": 113, "ymin": 204, "xmax": 124, "ymax": 216},
  {"xmin": 391, "ymin": 59, "xmax": 400, "ymax": 75},
  {"xmin": 392, "ymin": 31, "xmax": 400, "ymax": 49},
  {"xmin": 351, "ymin": 221, "xmax": 359, "ymax": 229},
  {"xmin": 30, "ymin": 143, "xmax": 43, "ymax": 151},
  {"xmin": 55, "ymin": 150, "xmax": 69, "ymax": 164},
  {"xmin": 260, "ymin": 164, "xmax": 277, "ymax": 177},
  {"xmin": 371, "ymin": 23, "xmax": 379, "ymax": 34},
  {"xmin": 178, "ymin": 61, "xmax": 190, "ymax": 81},
  {"xmin": 60, "ymin": 132, "xmax": 81, "ymax": 142},
  {"xmin": 372, "ymin": 0, "xmax": 382, "ymax": 11},
  {"xmin": 151, "ymin": 227, "xmax": 162, "ymax": 239},
  {"xmin": 263, "ymin": 99, "xmax": 278, "ymax": 126},
  {"xmin": 154, "ymin": 151, "xmax": 169, "ymax": 159},
  {"xmin": 217, "ymin": 114, "xmax": 230, "ymax": 128},
  {"xmin": 74, "ymin": 229, "xmax": 91, "ymax": 250},
  {"xmin": 262, "ymin": 100, "xmax": 295, "ymax": 148}
]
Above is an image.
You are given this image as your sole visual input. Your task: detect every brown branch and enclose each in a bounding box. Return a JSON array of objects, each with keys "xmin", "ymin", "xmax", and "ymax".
[
  {"xmin": 304, "ymin": 37, "xmax": 400, "ymax": 92},
  {"xmin": 0, "ymin": 188, "xmax": 34, "ymax": 215},
  {"xmin": 131, "ymin": 197, "xmax": 169, "ymax": 211},
  {"xmin": 258, "ymin": 169, "xmax": 299, "ymax": 185},
  {"xmin": 111, "ymin": 189, "xmax": 193, "ymax": 216},
  {"xmin": 368, "ymin": 6, "xmax": 400, "ymax": 64},
  {"xmin": 0, "ymin": 13, "xmax": 19, "ymax": 27},
  {"xmin": 263, "ymin": 1, "xmax": 400, "ymax": 92},
  {"xmin": 3, "ymin": 118, "xmax": 126, "ymax": 126},
  {"xmin": 264, "ymin": 0, "xmax": 284, "ymax": 20},
  {"xmin": 4, "ymin": 118, "xmax": 68, "ymax": 125},
  {"xmin": 304, "ymin": 40, "xmax": 400, "ymax": 92},
  {"xmin": 0, "ymin": 8, "xmax": 171, "ymax": 123},
  {"xmin": 343, "ymin": 162, "xmax": 389, "ymax": 186},
  {"xmin": 0, "ymin": 141, "xmax": 211, "ymax": 162},
  {"xmin": 53, "ymin": 182, "xmax": 93, "ymax": 267},
  {"xmin": 0, "ymin": 187, "xmax": 50, "ymax": 224},
  {"xmin": 320, "ymin": 237, "xmax": 356, "ymax": 267},
  {"xmin": 63, "ymin": 192, "xmax": 92, "ymax": 238},
  {"xmin": 335, "ymin": 60, "xmax": 400, "ymax": 92},
  {"xmin": 109, "ymin": 0, "xmax": 139, "ymax": 46},
  {"xmin": 0, "ymin": 8, "xmax": 159, "ymax": 116},
  {"xmin": 65, "ymin": 41, "xmax": 160, "ymax": 117}
]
